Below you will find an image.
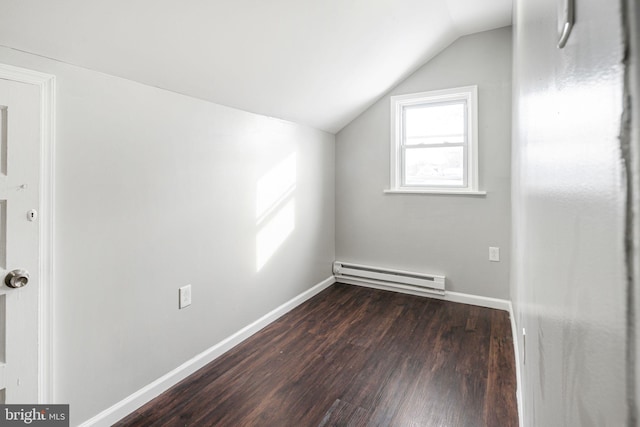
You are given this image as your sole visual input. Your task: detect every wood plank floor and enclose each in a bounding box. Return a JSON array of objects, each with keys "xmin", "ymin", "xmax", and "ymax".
[{"xmin": 115, "ymin": 283, "xmax": 518, "ymax": 427}]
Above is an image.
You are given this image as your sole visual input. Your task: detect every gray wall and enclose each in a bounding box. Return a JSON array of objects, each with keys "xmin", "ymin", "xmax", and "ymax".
[
  {"xmin": 511, "ymin": 0, "xmax": 628, "ymax": 425},
  {"xmin": 0, "ymin": 47, "xmax": 335, "ymax": 425},
  {"xmin": 336, "ymin": 27, "xmax": 512, "ymax": 299}
]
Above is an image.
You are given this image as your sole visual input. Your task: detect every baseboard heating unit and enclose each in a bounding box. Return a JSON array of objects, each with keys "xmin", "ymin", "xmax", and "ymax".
[{"xmin": 333, "ymin": 262, "xmax": 445, "ymax": 296}]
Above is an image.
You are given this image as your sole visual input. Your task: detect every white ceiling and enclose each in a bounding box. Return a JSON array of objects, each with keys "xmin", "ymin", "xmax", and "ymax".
[{"xmin": 0, "ymin": 0, "xmax": 512, "ymax": 133}]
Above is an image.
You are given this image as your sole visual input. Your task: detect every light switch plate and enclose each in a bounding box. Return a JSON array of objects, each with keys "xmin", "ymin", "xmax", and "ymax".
[{"xmin": 179, "ymin": 284, "xmax": 192, "ymax": 309}]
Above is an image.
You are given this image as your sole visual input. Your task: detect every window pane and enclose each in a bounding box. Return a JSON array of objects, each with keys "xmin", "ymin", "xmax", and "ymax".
[
  {"xmin": 404, "ymin": 146, "xmax": 464, "ymax": 187},
  {"xmin": 404, "ymin": 102, "xmax": 465, "ymax": 145}
]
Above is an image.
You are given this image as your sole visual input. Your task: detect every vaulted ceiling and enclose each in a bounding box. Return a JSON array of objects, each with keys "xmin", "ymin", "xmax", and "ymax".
[{"xmin": 0, "ymin": 0, "xmax": 512, "ymax": 133}]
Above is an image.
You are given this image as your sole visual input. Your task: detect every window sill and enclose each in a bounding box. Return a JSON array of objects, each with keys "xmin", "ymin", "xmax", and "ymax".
[{"xmin": 384, "ymin": 189, "xmax": 487, "ymax": 196}]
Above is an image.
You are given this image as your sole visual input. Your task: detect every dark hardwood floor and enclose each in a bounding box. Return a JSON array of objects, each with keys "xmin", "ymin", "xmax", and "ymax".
[{"xmin": 115, "ymin": 283, "xmax": 518, "ymax": 427}]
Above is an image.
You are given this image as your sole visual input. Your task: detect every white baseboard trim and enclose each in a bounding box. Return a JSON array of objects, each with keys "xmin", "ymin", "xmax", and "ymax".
[
  {"xmin": 338, "ymin": 278, "xmax": 511, "ymax": 312},
  {"xmin": 79, "ymin": 275, "xmax": 336, "ymax": 427},
  {"xmin": 508, "ymin": 301, "xmax": 524, "ymax": 427}
]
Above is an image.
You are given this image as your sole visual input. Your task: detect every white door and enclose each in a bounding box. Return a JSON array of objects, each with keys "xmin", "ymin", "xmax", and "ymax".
[{"xmin": 0, "ymin": 77, "xmax": 40, "ymax": 403}]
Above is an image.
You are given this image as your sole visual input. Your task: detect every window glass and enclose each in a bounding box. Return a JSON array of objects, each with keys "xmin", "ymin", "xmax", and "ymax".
[
  {"xmin": 404, "ymin": 102, "xmax": 465, "ymax": 146},
  {"xmin": 404, "ymin": 146, "xmax": 464, "ymax": 187}
]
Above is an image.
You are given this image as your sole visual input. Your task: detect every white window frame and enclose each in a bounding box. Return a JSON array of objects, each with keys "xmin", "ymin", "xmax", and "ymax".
[{"xmin": 386, "ymin": 85, "xmax": 485, "ymax": 195}]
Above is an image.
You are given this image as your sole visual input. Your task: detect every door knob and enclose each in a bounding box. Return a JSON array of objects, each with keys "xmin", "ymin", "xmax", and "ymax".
[{"xmin": 5, "ymin": 269, "xmax": 29, "ymax": 288}]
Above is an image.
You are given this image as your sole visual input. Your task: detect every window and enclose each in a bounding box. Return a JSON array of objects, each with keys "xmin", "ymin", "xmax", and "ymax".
[{"xmin": 388, "ymin": 86, "xmax": 483, "ymax": 195}]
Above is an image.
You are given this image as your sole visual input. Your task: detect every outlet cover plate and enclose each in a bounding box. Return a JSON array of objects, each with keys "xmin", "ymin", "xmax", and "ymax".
[{"xmin": 489, "ymin": 247, "xmax": 500, "ymax": 262}]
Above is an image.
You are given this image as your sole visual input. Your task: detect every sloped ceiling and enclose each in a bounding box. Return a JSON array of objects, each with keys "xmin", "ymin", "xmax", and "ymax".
[{"xmin": 0, "ymin": 0, "xmax": 511, "ymax": 133}]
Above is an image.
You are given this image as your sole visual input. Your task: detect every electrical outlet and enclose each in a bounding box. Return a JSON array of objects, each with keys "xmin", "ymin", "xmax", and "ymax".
[
  {"xmin": 179, "ymin": 285, "xmax": 192, "ymax": 309},
  {"xmin": 489, "ymin": 246, "xmax": 500, "ymax": 262}
]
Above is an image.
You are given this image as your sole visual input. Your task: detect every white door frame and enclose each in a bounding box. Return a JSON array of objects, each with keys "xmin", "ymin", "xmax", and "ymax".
[{"xmin": 0, "ymin": 63, "xmax": 55, "ymax": 404}]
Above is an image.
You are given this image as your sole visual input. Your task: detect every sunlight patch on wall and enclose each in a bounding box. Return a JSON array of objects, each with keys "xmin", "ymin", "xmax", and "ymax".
[
  {"xmin": 256, "ymin": 153, "xmax": 296, "ymax": 271},
  {"xmin": 256, "ymin": 200, "xmax": 295, "ymax": 271},
  {"xmin": 256, "ymin": 153, "xmax": 297, "ymax": 221}
]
